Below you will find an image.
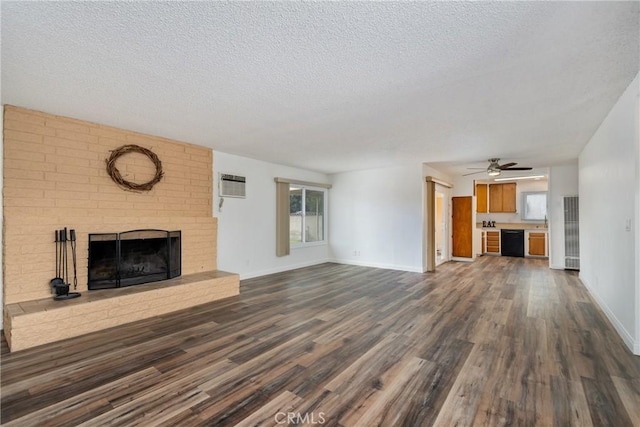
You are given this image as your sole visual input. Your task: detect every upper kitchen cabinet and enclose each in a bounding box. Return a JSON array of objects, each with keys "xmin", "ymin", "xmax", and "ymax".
[
  {"xmin": 489, "ymin": 183, "xmax": 517, "ymax": 213},
  {"xmin": 502, "ymin": 183, "xmax": 516, "ymax": 212},
  {"xmin": 476, "ymin": 183, "xmax": 487, "ymax": 213}
]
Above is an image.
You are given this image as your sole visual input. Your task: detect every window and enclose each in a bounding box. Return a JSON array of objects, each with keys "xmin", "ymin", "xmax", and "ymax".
[
  {"xmin": 289, "ymin": 185, "xmax": 327, "ymax": 245},
  {"xmin": 275, "ymin": 177, "xmax": 331, "ymax": 257},
  {"xmin": 522, "ymin": 191, "xmax": 548, "ymax": 221}
]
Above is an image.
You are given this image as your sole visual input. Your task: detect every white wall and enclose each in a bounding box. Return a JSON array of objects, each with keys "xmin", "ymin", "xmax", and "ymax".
[
  {"xmin": 423, "ymin": 165, "xmax": 453, "ymax": 185},
  {"xmin": 637, "ymin": 89, "xmax": 640, "ymax": 353},
  {"xmin": 450, "ymin": 173, "xmax": 475, "ymax": 198},
  {"xmin": 1, "ymin": 106, "xmax": 3, "ymax": 330},
  {"xmin": 579, "ymin": 73, "xmax": 639, "ymax": 354},
  {"xmin": 330, "ymin": 164, "xmax": 424, "ymax": 272},
  {"xmin": 548, "ymin": 164, "xmax": 579, "ymax": 269},
  {"xmin": 214, "ymin": 152, "xmax": 331, "ymax": 279}
]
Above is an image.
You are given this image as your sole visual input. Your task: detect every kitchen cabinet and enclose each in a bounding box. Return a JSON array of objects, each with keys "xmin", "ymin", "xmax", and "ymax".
[
  {"xmin": 476, "ymin": 184, "xmax": 487, "ymax": 213},
  {"xmin": 486, "ymin": 231, "xmax": 500, "ymax": 253},
  {"xmin": 502, "ymin": 183, "xmax": 516, "ymax": 212},
  {"xmin": 489, "ymin": 183, "xmax": 516, "ymax": 213},
  {"xmin": 528, "ymin": 232, "xmax": 546, "ymax": 256}
]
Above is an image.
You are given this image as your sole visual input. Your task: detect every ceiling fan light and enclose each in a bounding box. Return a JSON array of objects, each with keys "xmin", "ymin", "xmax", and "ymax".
[{"xmin": 488, "ymin": 169, "xmax": 501, "ymax": 176}]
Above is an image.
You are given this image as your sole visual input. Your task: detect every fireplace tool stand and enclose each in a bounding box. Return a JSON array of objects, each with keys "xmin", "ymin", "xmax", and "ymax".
[{"xmin": 51, "ymin": 227, "xmax": 81, "ymax": 300}]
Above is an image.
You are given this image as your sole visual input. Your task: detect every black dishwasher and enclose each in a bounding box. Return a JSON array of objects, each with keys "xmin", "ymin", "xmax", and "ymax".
[{"xmin": 501, "ymin": 229, "xmax": 524, "ymax": 257}]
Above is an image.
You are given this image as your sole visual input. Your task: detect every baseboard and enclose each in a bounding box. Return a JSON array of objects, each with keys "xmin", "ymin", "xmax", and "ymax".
[
  {"xmin": 580, "ymin": 274, "xmax": 638, "ymax": 355},
  {"xmin": 238, "ymin": 259, "xmax": 331, "ymax": 280},
  {"xmin": 329, "ymin": 258, "xmax": 423, "ymax": 273},
  {"xmin": 451, "ymin": 256, "xmax": 474, "ymax": 263},
  {"xmin": 549, "ymin": 264, "xmax": 565, "ymax": 270}
]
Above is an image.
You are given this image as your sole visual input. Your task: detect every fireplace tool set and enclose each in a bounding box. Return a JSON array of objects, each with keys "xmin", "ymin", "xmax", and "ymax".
[{"xmin": 51, "ymin": 227, "xmax": 81, "ymax": 300}]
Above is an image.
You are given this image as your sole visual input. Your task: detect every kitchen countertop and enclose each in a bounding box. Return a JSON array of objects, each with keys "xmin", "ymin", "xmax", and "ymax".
[{"xmin": 477, "ymin": 222, "xmax": 547, "ymax": 231}]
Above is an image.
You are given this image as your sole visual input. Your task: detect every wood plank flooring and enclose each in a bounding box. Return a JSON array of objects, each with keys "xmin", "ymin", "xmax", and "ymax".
[{"xmin": 1, "ymin": 256, "xmax": 639, "ymax": 426}]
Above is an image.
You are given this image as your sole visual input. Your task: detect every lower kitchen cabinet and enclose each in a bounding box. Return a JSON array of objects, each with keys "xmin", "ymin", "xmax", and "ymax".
[
  {"xmin": 528, "ymin": 232, "xmax": 547, "ymax": 256},
  {"xmin": 486, "ymin": 231, "xmax": 500, "ymax": 253}
]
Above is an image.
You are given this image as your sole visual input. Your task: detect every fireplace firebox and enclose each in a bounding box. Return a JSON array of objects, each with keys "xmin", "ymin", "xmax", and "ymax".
[{"xmin": 88, "ymin": 229, "xmax": 181, "ymax": 290}]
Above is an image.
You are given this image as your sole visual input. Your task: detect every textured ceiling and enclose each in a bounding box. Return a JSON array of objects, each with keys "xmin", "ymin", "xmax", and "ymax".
[{"xmin": 2, "ymin": 2, "xmax": 638, "ymax": 175}]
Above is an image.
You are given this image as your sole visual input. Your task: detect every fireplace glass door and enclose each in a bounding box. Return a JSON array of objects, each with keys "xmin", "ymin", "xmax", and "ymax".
[{"xmin": 88, "ymin": 229, "xmax": 181, "ymax": 290}]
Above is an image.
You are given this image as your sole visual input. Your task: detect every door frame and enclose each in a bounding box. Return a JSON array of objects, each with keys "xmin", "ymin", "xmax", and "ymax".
[
  {"xmin": 435, "ymin": 190, "xmax": 450, "ymax": 266},
  {"xmin": 424, "ymin": 176, "xmax": 453, "ymax": 272}
]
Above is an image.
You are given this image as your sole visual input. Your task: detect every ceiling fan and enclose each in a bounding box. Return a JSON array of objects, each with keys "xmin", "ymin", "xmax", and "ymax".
[{"xmin": 463, "ymin": 158, "xmax": 533, "ymax": 177}]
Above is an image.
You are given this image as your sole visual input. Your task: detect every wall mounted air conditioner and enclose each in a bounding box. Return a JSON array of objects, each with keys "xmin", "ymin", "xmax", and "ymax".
[{"xmin": 219, "ymin": 173, "xmax": 246, "ymax": 198}]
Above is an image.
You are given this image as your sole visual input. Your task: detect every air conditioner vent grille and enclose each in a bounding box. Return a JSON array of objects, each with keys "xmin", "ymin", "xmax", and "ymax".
[
  {"xmin": 564, "ymin": 196, "xmax": 579, "ymax": 270},
  {"xmin": 219, "ymin": 174, "xmax": 246, "ymax": 198}
]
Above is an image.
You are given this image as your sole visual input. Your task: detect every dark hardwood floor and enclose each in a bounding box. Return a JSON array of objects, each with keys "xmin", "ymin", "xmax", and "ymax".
[{"xmin": 1, "ymin": 257, "xmax": 639, "ymax": 426}]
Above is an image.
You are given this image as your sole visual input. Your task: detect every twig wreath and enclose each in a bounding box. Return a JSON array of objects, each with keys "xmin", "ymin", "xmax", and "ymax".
[{"xmin": 105, "ymin": 144, "xmax": 164, "ymax": 192}]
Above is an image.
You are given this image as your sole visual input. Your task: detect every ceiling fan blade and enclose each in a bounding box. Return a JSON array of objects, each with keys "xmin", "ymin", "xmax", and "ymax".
[
  {"xmin": 502, "ymin": 167, "xmax": 533, "ymax": 171},
  {"xmin": 498, "ymin": 162, "xmax": 517, "ymax": 169},
  {"xmin": 466, "ymin": 167, "xmax": 486, "ymax": 170},
  {"xmin": 462, "ymin": 170, "xmax": 487, "ymax": 176}
]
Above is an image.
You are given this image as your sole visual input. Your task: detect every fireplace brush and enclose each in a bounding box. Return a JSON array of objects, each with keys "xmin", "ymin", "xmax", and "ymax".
[{"xmin": 50, "ymin": 230, "xmax": 64, "ymax": 292}]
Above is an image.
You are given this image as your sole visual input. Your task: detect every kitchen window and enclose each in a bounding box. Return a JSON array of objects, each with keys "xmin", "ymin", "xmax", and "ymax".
[{"xmin": 522, "ymin": 191, "xmax": 548, "ymax": 221}]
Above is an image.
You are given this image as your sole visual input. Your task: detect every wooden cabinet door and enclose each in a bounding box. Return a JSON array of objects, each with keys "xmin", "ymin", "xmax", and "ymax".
[
  {"xmin": 489, "ymin": 184, "xmax": 502, "ymax": 212},
  {"xmin": 476, "ymin": 184, "xmax": 487, "ymax": 213},
  {"xmin": 489, "ymin": 183, "xmax": 517, "ymax": 212},
  {"xmin": 502, "ymin": 183, "xmax": 517, "ymax": 212},
  {"xmin": 528, "ymin": 232, "xmax": 546, "ymax": 256},
  {"xmin": 486, "ymin": 231, "xmax": 500, "ymax": 253},
  {"xmin": 452, "ymin": 196, "xmax": 473, "ymax": 258}
]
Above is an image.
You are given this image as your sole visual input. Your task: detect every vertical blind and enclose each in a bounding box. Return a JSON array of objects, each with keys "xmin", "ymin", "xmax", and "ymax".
[{"xmin": 275, "ymin": 181, "xmax": 290, "ymax": 257}]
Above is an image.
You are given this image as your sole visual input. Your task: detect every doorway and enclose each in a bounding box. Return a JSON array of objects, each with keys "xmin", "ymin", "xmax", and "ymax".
[
  {"xmin": 424, "ymin": 176, "xmax": 453, "ymax": 272},
  {"xmin": 435, "ymin": 190, "xmax": 449, "ymax": 266}
]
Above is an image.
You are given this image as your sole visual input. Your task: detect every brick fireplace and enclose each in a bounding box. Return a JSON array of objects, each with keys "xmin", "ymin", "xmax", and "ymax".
[{"xmin": 2, "ymin": 106, "xmax": 239, "ymax": 351}]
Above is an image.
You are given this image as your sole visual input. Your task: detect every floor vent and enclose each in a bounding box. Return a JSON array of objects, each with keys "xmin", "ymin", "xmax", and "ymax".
[{"xmin": 564, "ymin": 196, "xmax": 580, "ymax": 270}]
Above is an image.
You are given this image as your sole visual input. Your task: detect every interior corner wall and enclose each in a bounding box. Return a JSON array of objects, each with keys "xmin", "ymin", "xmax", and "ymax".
[
  {"xmin": 637, "ymin": 94, "xmax": 640, "ymax": 354},
  {"xmin": 548, "ymin": 164, "xmax": 579, "ymax": 269},
  {"xmin": 213, "ymin": 152, "xmax": 331, "ymax": 279},
  {"xmin": 578, "ymin": 72, "xmax": 639, "ymax": 354},
  {"xmin": 329, "ymin": 164, "xmax": 423, "ymax": 272},
  {"xmin": 1, "ymin": 106, "xmax": 4, "ymax": 330}
]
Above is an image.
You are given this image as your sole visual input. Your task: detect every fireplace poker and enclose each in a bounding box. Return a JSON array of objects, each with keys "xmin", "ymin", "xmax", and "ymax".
[
  {"xmin": 55, "ymin": 230, "xmax": 59, "ymax": 279},
  {"xmin": 70, "ymin": 229, "xmax": 78, "ymax": 290},
  {"xmin": 62, "ymin": 228, "xmax": 69, "ymax": 288}
]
